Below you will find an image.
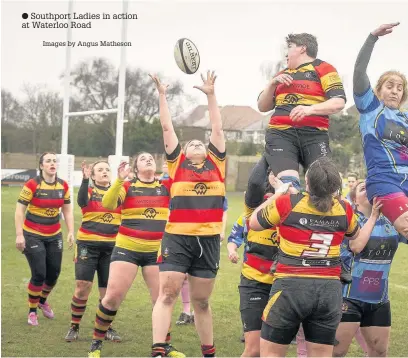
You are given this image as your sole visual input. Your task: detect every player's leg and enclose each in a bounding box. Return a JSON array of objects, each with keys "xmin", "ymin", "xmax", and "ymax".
[
  {"xmin": 245, "ymin": 154, "xmax": 270, "ymax": 210},
  {"xmin": 367, "ymin": 175, "xmax": 408, "ymax": 238},
  {"xmin": 38, "ymin": 235, "xmax": 63, "ymax": 319},
  {"xmin": 265, "ymin": 128, "xmax": 302, "ymax": 190},
  {"xmin": 302, "ymin": 279, "xmax": 342, "ymax": 357},
  {"xmin": 300, "ymin": 127, "xmax": 331, "ymax": 168},
  {"xmin": 142, "ymin": 253, "xmax": 180, "ymax": 351},
  {"xmin": 24, "ymin": 233, "xmax": 47, "ymax": 326},
  {"xmin": 152, "ymin": 233, "xmax": 191, "ymax": 357},
  {"xmin": 188, "ymin": 235, "xmax": 221, "ymax": 357},
  {"xmin": 65, "ymin": 243, "xmax": 98, "ymax": 342},
  {"xmin": 354, "ymin": 328, "xmax": 369, "ymax": 357},
  {"xmin": 176, "ymin": 275, "xmax": 193, "ymax": 325},
  {"xmin": 260, "ymin": 278, "xmax": 309, "ymax": 357},
  {"xmin": 97, "ymin": 247, "xmax": 122, "ymax": 343},
  {"xmin": 360, "ymin": 301, "xmax": 391, "ymax": 357},
  {"xmin": 296, "ymin": 326, "xmax": 307, "ymax": 358},
  {"xmin": 381, "ymin": 193, "xmax": 408, "ymax": 239},
  {"xmin": 88, "ymin": 247, "xmax": 139, "ymax": 357},
  {"xmin": 333, "ymin": 298, "xmax": 363, "ymax": 357},
  {"xmin": 239, "ymin": 276, "xmax": 270, "ymax": 357}
]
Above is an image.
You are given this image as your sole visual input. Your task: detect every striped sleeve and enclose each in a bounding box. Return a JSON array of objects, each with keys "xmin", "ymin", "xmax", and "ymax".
[
  {"xmin": 257, "ymin": 201, "xmax": 281, "ymax": 229},
  {"xmin": 315, "ymin": 61, "xmax": 346, "ymax": 101},
  {"xmin": 17, "ymin": 179, "xmax": 36, "ymax": 206},
  {"xmin": 63, "ymin": 180, "xmax": 71, "ymax": 204},
  {"xmin": 166, "ymin": 144, "xmax": 182, "ymax": 179},
  {"xmin": 208, "ymin": 142, "xmax": 226, "ymax": 179}
]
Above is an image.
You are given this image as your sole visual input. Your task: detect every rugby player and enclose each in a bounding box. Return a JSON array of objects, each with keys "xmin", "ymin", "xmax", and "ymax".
[
  {"xmin": 65, "ymin": 161, "xmax": 121, "ymax": 342},
  {"xmin": 353, "ymin": 22, "xmax": 408, "ymax": 238},
  {"xmin": 150, "ymin": 71, "xmax": 225, "ymax": 357},
  {"xmin": 15, "ymin": 152, "xmax": 74, "ymax": 326}
]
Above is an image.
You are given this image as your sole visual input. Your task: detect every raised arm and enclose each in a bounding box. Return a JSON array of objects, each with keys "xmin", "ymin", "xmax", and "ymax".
[
  {"xmin": 354, "ymin": 23, "xmax": 400, "ymax": 95},
  {"xmin": 348, "ymin": 199, "xmax": 382, "ymax": 254},
  {"xmin": 193, "ymin": 71, "xmax": 225, "ymax": 153},
  {"xmin": 149, "ymin": 74, "xmax": 179, "ymax": 155},
  {"xmin": 77, "ymin": 161, "xmax": 91, "ymax": 208}
]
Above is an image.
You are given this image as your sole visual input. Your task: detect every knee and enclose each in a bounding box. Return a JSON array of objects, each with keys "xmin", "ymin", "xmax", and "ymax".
[
  {"xmin": 102, "ymin": 291, "xmax": 123, "ymax": 310},
  {"xmin": 75, "ymin": 281, "xmax": 93, "ymax": 299},
  {"xmin": 394, "ymin": 215, "xmax": 408, "ymax": 238},
  {"xmin": 192, "ymin": 297, "xmax": 210, "ymax": 312},
  {"xmin": 160, "ymin": 286, "xmax": 179, "ymax": 306},
  {"xmin": 46, "ymin": 268, "xmax": 61, "ymax": 284},
  {"xmin": 332, "ymin": 348, "xmax": 347, "ymax": 357},
  {"xmin": 371, "ymin": 342, "xmax": 388, "ymax": 357},
  {"xmin": 243, "ymin": 346, "xmax": 260, "ymax": 357},
  {"xmin": 31, "ymin": 273, "xmax": 46, "ymax": 286}
]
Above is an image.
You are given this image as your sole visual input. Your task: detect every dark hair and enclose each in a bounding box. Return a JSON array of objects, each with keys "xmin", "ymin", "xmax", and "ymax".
[
  {"xmin": 349, "ymin": 180, "xmax": 365, "ymax": 203},
  {"xmin": 38, "ymin": 152, "xmax": 57, "ymax": 179},
  {"xmin": 347, "ymin": 173, "xmax": 358, "ymax": 180},
  {"xmin": 306, "ymin": 157, "xmax": 342, "ymax": 212},
  {"xmin": 133, "ymin": 152, "xmax": 153, "ymax": 173},
  {"xmin": 286, "ymin": 33, "xmax": 318, "ymax": 58}
]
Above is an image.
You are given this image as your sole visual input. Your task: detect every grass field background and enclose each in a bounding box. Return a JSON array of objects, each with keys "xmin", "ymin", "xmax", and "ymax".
[{"xmin": 2, "ymin": 187, "xmax": 408, "ymax": 357}]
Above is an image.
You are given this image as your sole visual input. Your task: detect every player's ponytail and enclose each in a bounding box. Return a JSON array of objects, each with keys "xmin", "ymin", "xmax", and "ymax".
[{"xmin": 306, "ymin": 157, "xmax": 342, "ymax": 213}]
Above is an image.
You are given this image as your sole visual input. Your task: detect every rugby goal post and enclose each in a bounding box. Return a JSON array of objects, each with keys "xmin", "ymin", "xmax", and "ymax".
[{"xmin": 59, "ymin": 0, "xmax": 130, "ymax": 211}]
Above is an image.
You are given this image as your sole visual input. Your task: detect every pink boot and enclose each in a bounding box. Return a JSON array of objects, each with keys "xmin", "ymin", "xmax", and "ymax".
[
  {"xmin": 28, "ymin": 312, "xmax": 38, "ymax": 326},
  {"xmin": 39, "ymin": 302, "xmax": 54, "ymax": 319}
]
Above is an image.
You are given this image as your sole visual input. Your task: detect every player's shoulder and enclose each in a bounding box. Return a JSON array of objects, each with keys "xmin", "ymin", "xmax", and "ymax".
[
  {"xmin": 57, "ymin": 177, "xmax": 68, "ymax": 187},
  {"xmin": 312, "ymin": 59, "xmax": 338, "ymax": 75},
  {"xmin": 25, "ymin": 176, "xmax": 41, "ymax": 190}
]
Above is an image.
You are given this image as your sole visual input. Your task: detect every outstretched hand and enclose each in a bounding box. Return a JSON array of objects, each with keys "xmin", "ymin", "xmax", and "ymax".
[
  {"xmin": 149, "ymin": 74, "xmax": 169, "ymax": 94},
  {"xmin": 371, "ymin": 22, "xmax": 400, "ymax": 37},
  {"xmin": 194, "ymin": 70, "xmax": 217, "ymax": 95},
  {"xmin": 117, "ymin": 161, "xmax": 131, "ymax": 181},
  {"xmin": 81, "ymin": 160, "xmax": 91, "ymax": 179}
]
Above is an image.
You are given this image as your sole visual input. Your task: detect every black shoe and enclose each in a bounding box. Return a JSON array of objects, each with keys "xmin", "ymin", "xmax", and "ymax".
[{"xmin": 176, "ymin": 312, "xmax": 192, "ymax": 325}]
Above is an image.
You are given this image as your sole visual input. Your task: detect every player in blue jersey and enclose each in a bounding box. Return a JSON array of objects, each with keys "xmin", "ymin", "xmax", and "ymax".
[
  {"xmin": 227, "ymin": 213, "xmax": 246, "ymax": 264},
  {"xmin": 334, "ymin": 181, "xmax": 407, "ymax": 357},
  {"xmin": 353, "ymin": 22, "xmax": 408, "ymax": 238}
]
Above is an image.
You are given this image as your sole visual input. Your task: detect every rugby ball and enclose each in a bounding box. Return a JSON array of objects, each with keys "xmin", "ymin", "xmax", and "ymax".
[{"xmin": 174, "ymin": 38, "xmax": 200, "ymax": 74}]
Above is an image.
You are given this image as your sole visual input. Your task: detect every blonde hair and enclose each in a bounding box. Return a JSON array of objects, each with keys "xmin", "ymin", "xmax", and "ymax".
[
  {"xmin": 91, "ymin": 160, "xmax": 109, "ymax": 176},
  {"xmin": 375, "ymin": 71, "xmax": 407, "ymax": 108}
]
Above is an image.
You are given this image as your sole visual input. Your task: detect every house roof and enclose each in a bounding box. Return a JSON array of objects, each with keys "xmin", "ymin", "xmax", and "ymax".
[
  {"xmin": 243, "ymin": 113, "xmax": 271, "ymax": 131},
  {"xmin": 177, "ymin": 104, "xmax": 267, "ymax": 131}
]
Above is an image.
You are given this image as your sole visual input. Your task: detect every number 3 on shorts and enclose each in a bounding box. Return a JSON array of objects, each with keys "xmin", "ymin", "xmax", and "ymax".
[{"xmin": 302, "ymin": 233, "xmax": 334, "ymax": 257}]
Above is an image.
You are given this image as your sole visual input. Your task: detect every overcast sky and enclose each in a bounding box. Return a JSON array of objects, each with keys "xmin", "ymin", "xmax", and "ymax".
[{"xmin": 2, "ymin": 0, "xmax": 407, "ymax": 112}]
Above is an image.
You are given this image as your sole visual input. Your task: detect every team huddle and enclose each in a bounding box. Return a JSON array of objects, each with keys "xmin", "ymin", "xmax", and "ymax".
[{"xmin": 14, "ymin": 22, "xmax": 407, "ymax": 357}]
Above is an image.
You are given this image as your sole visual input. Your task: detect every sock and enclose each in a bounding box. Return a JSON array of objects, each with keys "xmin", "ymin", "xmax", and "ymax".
[
  {"xmin": 181, "ymin": 279, "xmax": 190, "ymax": 314},
  {"xmin": 201, "ymin": 344, "xmax": 216, "ymax": 357},
  {"xmin": 165, "ymin": 331, "xmax": 171, "ymax": 343},
  {"xmin": 39, "ymin": 283, "xmax": 54, "ymax": 305},
  {"xmin": 296, "ymin": 326, "xmax": 307, "ymax": 358},
  {"xmin": 355, "ymin": 328, "xmax": 368, "ymax": 355},
  {"xmin": 28, "ymin": 282, "xmax": 43, "ymax": 313},
  {"xmin": 152, "ymin": 343, "xmax": 168, "ymax": 357},
  {"xmin": 92, "ymin": 302, "xmax": 117, "ymax": 340},
  {"xmin": 71, "ymin": 296, "xmax": 88, "ymax": 328}
]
